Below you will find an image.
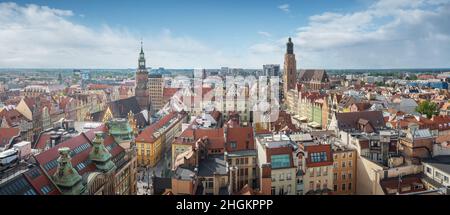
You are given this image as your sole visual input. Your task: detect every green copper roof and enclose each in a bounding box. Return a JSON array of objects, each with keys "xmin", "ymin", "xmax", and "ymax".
[
  {"xmin": 52, "ymin": 147, "xmax": 86, "ymax": 195},
  {"xmin": 89, "ymin": 132, "xmax": 116, "ymax": 172},
  {"xmin": 107, "ymin": 118, "xmax": 133, "ymax": 142}
]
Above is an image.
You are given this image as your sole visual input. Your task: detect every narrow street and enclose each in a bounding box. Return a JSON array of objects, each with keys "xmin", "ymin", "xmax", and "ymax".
[{"xmin": 137, "ymin": 145, "xmax": 172, "ymax": 195}]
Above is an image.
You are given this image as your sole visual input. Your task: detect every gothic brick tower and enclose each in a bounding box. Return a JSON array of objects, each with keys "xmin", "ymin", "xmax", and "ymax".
[
  {"xmin": 135, "ymin": 42, "xmax": 150, "ymax": 111},
  {"xmin": 283, "ymin": 37, "xmax": 297, "ymax": 98}
]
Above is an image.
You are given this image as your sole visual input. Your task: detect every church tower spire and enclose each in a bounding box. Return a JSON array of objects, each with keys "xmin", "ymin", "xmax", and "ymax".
[
  {"xmin": 138, "ymin": 40, "xmax": 146, "ymax": 70},
  {"xmin": 135, "ymin": 41, "xmax": 150, "ymax": 111}
]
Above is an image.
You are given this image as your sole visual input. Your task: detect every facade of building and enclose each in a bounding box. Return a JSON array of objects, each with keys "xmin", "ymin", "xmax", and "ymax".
[
  {"xmin": 149, "ymin": 74, "xmax": 164, "ymax": 112},
  {"xmin": 332, "ymin": 144, "xmax": 357, "ymax": 195},
  {"xmin": 422, "ymin": 156, "xmax": 450, "ymax": 190},
  {"xmin": 256, "ymin": 133, "xmax": 296, "ymax": 195},
  {"xmin": 298, "ymin": 70, "xmax": 330, "ymax": 91},
  {"xmin": 302, "ymin": 143, "xmax": 334, "ymax": 195},
  {"xmin": 136, "ymin": 112, "xmax": 187, "ymax": 167},
  {"xmin": 225, "ymin": 127, "xmax": 258, "ymax": 193}
]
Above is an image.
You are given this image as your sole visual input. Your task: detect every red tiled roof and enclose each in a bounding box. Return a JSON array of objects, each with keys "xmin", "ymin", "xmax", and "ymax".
[
  {"xmin": 34, "ymin": 134, "xmax": 96, "ymax": 175},
  {"xmin": 255, "ymin": 129, "xmax": 272, "ymax": 135},
  {"xmin": 380, "ymin": 174, "xmax": 426, "ymax": 195},
  {"xmin": 31, "ymin": 124, "xmax": 125, "ymax": 195},
  {"xmin": 304, "ymin": 144, "xmax": 333, "ymax": 168},
  {"xmin": 194, "ymin": 128, "xmax": 225, "ymax": 150},
  {"xmin": 34, "ymin": 134, "xmax": 51, "ymax": 150},
  {"xmin": 163, "ymin": 88, "xmax": 180, "ymax": 98},
  {"xmin": 226, "ymin": 127, "xmax": 255, "ymax": 152},
  {"xmin": 136, "ymin": 112, "xmax": 179, "ymax": 143},
  {"xmin": 0, "ymin": 127, "xmax": 20, "ymax": 147},
  {"xmin": 0, "ymin": 108, "xmax": 28, "ymax": 127},
  {"xmin": 235, "ymin": 184, "xmax": 258, "ymax": 195},
  {"xmin": 24, "ymin": 167, "xmax": 61, "ymax": 195},
  {"xmin": 87, "ymin": 84, "xmax": 112, "ymax": 90}
]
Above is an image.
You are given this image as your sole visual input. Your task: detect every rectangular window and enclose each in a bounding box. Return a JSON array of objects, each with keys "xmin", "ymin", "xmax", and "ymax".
[
  {"xmin": 348, "ymin": 173, "xmax": 352, "ymax": 180},
  {"xmin": 311, "ymin": 152, "xmax": 327, "ymax": 163},
  {"xmin": 342, "ymin": 183, "xmax": 346, "ymax": 191},
  {"xmin": 426, "ymin": 167, "xmax": 432, "ymax": 174},
  {"xmin": 342, "ymin": 161, "xmax": 346, "ymax": 168},
  {"xmin": 342, "ymin": 173, "xmax": 346, "ymax": 180},
  {"xmin": 334, "ymin": 173, "xmax": 337, "ymax": 181},
  {"xmin": 230, "ymin": 142, "xmax": 237, "ymax": 149},
  {"xmin": 348, "ymin": 183, "xmax": 352, "ymax": 190},
  {"xmin": 334, "ymin": 184, "xmax": 338, "ymax": 192},
  {"xmin": 271, "ymin": 154, "xmax": 290, "ymax": 169}
]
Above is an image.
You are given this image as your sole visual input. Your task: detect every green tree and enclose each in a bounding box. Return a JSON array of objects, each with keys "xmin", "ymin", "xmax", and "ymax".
[
  {"xmin": 416, "ymin": 101, "xmax": 439, "ymax": 119},
  {"xmin": 406, "ymin": 74, "xmax": 418, "ymax": 80}
]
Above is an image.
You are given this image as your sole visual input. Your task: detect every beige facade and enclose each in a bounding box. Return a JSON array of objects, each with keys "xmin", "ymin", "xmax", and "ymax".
[
  {"xmin": 303, "ymin": 165, "xmax": 333, "ymax": 194},
  {"xmin": 271, "ymin": 168, "xmax": 297, "ymax": 195},
  {"xmin": 332, "ymin": 149, "xmax": 357, "ymax": 195},
  {"xmin": 227, "ymin": 153, "xmax": 258, "ymax": 193},
  {"xmin": 148, "ymin": 75, "xmax": 164, "ymax": 111}
]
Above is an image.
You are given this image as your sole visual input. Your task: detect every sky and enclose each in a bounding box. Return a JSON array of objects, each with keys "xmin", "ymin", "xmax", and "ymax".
[{"xmin": 0, "ymin": 0, "xmax": 450, "ymax": 69}]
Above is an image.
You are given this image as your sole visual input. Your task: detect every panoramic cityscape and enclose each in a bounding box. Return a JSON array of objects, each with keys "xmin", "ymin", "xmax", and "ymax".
[{"xmin": 1, "ymin": 0, "xmax": 450, "ymax": 198}]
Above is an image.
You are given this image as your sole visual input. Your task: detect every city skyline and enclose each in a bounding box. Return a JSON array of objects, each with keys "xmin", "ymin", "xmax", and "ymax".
[{"xmin": 1, "ymin": 0, "xmax": 450, "ymax": 69}]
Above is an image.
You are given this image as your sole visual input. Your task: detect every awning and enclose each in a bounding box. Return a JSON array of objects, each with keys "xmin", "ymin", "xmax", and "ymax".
[
  {"xmin": 308, "ymin": 122, "xmax": 322, "ymax": 128},
  {"xmin": 299, "ymin": 117, "xmax": 308, "ymax": 121}
]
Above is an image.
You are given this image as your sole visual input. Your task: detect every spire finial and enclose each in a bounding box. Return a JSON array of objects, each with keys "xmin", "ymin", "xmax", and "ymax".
[{"xmin": 140, "ymin": 39, "xmax": 143, "ymax": 53}]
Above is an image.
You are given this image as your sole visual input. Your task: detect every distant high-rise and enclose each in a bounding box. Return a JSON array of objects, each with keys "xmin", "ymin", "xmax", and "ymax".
[
  {"xmin": 263, "ymin": 64, "xmax": 280, "ymax": 77},
  {"xmin": 283, "ymin": 37, "xmax": 297, "ymax": 98},
  {"xmin": 135, "ymin": 42, "xmax": 150, "ymax": 111},
  {"xmin": 149, "ymin": 74, "xmax": 163, "ymax": 112}
]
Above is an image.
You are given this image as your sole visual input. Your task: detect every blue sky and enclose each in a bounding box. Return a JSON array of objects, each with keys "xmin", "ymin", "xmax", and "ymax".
[{"xmin": 1, "ymin": 0, "xmax": 450, "ymax": 69}]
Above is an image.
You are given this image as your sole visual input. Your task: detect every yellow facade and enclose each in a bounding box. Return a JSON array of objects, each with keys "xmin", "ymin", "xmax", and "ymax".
[{"xmin": 137, "ymin": 135, "xmax": 164, "ymax": 167}]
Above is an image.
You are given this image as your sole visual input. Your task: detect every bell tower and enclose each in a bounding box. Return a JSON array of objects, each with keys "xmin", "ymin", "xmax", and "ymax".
[
  {"xmin": 135, "ymin": 41, "xmax": 150, "ymax": 111},
  {"xmin": 283, "ymin": 37, "xmax": 297, "ymax": 98}
]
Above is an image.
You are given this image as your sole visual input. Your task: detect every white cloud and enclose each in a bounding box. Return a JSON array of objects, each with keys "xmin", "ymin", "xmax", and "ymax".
[
  {"xmin": 254, "ymin": 0, "xmax": 450, "ymax": 69},
  {"xmin": 257, "ymin": 31, "xmax": 272, "ymax": 37},
  {"xmin": 0, "ymin": 2, "xmax": 232, "ymax": 69},
  {"xmin": 249, "ymin": 43, "xmax": 280, "ymax": 54},
  {"xmin": 278, "ymin": 4, "xmax": 290, "ymax": 13}
]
